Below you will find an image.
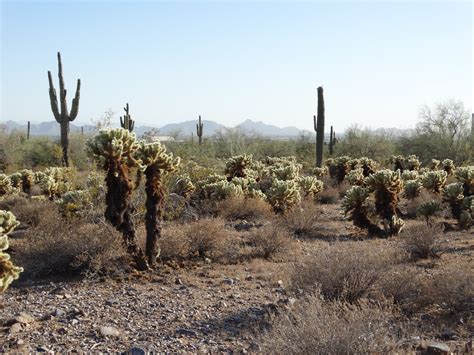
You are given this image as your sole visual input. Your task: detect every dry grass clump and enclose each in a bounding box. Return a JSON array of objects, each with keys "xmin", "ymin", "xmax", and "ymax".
[
  {"xmin": 400, "ymin": 223, "xmax": 445, "ymax": 260},
  {"xmin": 280, "ymin": 200, "xmax": 320, "ymax": 239},
  {"xmin": 216, "ymin": 197, "xmax": 273, "ymax": 222},
  {"xmin": 247, "ymin": 224, "xmax": 293, "ymax": 260},
  {"xmin": 317, "ymin": 185, "xmax": 340, "ymax": 204},
  {"xmin": 261, "ymin": 293, "xmax": 397, "ymax": 354},
  {"xmin": 13, "ymin": 211, "xmax": 125, "ymax": 279},
  {"xmin": 160, "ymin": 218, "xmax": 232, "ymax": 261},
  {"xmin": 429, "ymin": 262, "xmax": 474, "ymax": 315},
  {"xmin": 291, "ymin": 242, "xmax": 401, "ymax": 303},
  {"xmin": 376, "ymin": 266, "xmax": 431, "ymax": 314},
  {"xmin": 0, "ymin": 195, "xmax": 57, "ymax": 228}
]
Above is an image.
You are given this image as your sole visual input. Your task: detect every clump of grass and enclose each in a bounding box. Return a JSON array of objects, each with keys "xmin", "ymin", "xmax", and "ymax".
[
  {"xmin": 261, "ymin": 293, "xmax": 397, "ymax": 354},
  {"xmin": 400, "ymin": 223, "xmax": 445, "ymax": 260},
  {"xmin": 247, "ymin": 224, "xmax": 293, "ymax": 259},
  {"xmin": 216, "ymin": 197, "xmax": 273, "ymax": 222},
  {"xmin": 291, "ymin": 242, "xmax": 401, "ymax": 303}
]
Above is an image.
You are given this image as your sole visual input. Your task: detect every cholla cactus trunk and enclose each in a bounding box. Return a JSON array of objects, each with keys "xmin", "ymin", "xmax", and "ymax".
[
  {"xmin": 105, "ymin": 161, "xmax": 148, "ymax": 271},
  {"xmin": 144, "ymin": 165, "xmax": 164, "ymax": 266}
]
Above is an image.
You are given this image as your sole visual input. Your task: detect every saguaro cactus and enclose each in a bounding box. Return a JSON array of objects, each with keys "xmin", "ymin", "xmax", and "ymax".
[
  {"xmin": 48, "ymin": 52, "xmax": 81, "ymax": 167},
  {"xmin": 120, "ymin": 103, "xmax": 135, "ymax": 132},
  {"xmin": 27, "ymin": 121, "xmax": 31, "ymax": 140},
  {"xmin": 329, "ymin": 125, "xmax": 335, "ymax": 155},
  {"xmin": 196, "ymin": 115, "xmax": 204, "ymax": 145},
  {"xmin": 314, "ymin": 86, "xmax": 325, "ymax": 167}
]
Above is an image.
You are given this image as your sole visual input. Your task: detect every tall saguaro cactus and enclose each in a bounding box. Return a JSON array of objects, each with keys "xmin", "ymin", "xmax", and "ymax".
[
  {"xmin": 196, "ymin": 115, "xmax": 204, "ymax": 145},
  {"xmin": 314, "ymin": 86, "xmax": 325, "ymax": 167},
  {"xmin": 48, "ymin": 52, "xmax": 81, "ymax": 167},
  {"xmin": 120, "ymin": 103, "xmax": 135, "ymax": 132},
  {"xmin": 329, "ymin": 125, "xmax": 336, "ymax": 155},
  {"xmin": 27, "ymin": 121, "xmax": 31, "ymax": 140}
]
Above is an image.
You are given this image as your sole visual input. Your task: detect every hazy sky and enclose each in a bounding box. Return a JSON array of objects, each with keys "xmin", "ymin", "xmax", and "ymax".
[{"xmin": 1, "ymin": 0, "xmax": 472, "ymax": 131}]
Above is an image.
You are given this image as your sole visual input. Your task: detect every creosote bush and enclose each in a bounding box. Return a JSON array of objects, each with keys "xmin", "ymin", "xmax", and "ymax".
[
  {"xmin": 184, "ymin": 218, "xmax": 229, "ymax": 259},
  {"xmin": 247, "ymin": 224, "xmax": 292, "ymax": 259},
  {"xmin": 291, "ymin": 242, "xmax": 400, "ymax": 303},
  {"xmin": 261, "ymin": 294, "xmax": 397, "ymax": 354},
  {"xmin": 14, "ymin": 208, "xmax": 125, "ymax": 278},
  {"xmin": 401, "ymin": 223, "xmax": 445, "ymax": 260},
  {"xmin": 216, "ymin": 197, "xmax": 273, "ymax": 222}
]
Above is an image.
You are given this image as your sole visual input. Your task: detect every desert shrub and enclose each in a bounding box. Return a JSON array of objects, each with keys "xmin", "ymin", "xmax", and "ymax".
[
  {"xmin": 403, "ymin": 222, "xmax": 444, "ymax": 253},
  {"xmin": 19, "ymin": 137, "xmax": 62, "ymax": 168},
  {"xmin": 429, "ymin": 262, "xmax": 474, "ymax": 314},
  {"xmin": 376, "ymin": 266, "xmax": 431, "ymax": 314},
  {"xmin": 184, "ymin": 218, "xmax": 229, "ymax": 259},
  {"xmin": 159, "ymin": 223, "xmax": 189, "ymax": 261},
  {"xmin": 291, "ymin": 242, "xmax": 399, "ymax": 303},
  {"xmin": 216, "ymin": 197, "xmax": 273, "ymax": 222},
  {"xmin": 247, "ymin": 224, "xmax": 292, "ymax": 259},
  {"xmin": 317, "ymin": 184, "xmax": 339, "ymax": 204},
  {"xmin": 261, "ymin": 294, "xmax": 397, "ymax": 354},
  {"xmin": 0, "ymin": 196, "xmax": 57, "ymax": 228},
  {"xmin": 14, "ymin": 213, "xmax": 125, "ymax": 278},
  {"xmin": 400, "ymin": 224, "xmax": 445, "ymax": 260},
  {"xmin": 280, "ymin": 201, "xmax": 319, "ymax": 238},
  {"xmin": 417, "ymin": 200, "xmax": 442, "ymax": 224}
]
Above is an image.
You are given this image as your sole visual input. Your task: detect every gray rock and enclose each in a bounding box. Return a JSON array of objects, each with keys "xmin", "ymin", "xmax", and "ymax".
[
  {"xmin": 127, "ymin": 347, "xmax": 146, "ymax": 355},
  {"xmin": 426, "ymin": 342, "xmax": 450, "ymax": 354},
  {"xmin": 100, "ymin": 326, "xmax": 121, "ymax": 338},
  {"xmin": 176, "ymin": 328, "xmax": 197, "ymax": 337}
]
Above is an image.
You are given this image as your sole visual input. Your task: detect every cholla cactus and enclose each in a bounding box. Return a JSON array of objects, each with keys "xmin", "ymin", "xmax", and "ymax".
[
  {"xmin": 421, "ymin": 170, "xmax": 447, "ymax": 193},
  {"xmin": 0, "ymin": 210, "xmax": 23, "ymax": 292},
  {"xmin": 225, "ymin": 154, "xmax": 253, "ymax": 179},
  {"xmin": 266, "ymin": 179, "xmax": 301, "ymax": 213},
  {"xmin": 136, "ymin": 140, "xmax": 180, "ymax": 266},
  {"xmin": 172, "ymin": 174, "xmax": 195, "ymax": 198},
  {"xmin": 87, "ymin": 128, "xmax": 148, "ymax": 270},
  {"xmin": 313, "ymin": 166, "xmax": 328, "ymax": 178},
  {"xmin": 406, "ymin": 155, "xmax": 421, "ymax": 171},
  {"xmin": 442, "ymin": 159, "xmax": 455, "ymax": 176},
  {"xmin": 359, "ymin": 157, "xmax": 378, "ymax": 176},
  {"xmin": 404, "ymin": 179, "xmax": 422, "ymax": 200},
  {"xmin": 342, "ymin": 186, "xmax": 380, "ymax": 234},
  {"xmin": 442, "ymin": 183, "xmax": 464, "ymax": 219},
  {"xmin": 297, "ymin": 176, "xmax": 324, "ymax": 198},
  {"xmin": 0, "ymin": 174, "xmax": 12, "ymax": 196},
  {"xmin": 459, "ymin": 197, "xmax": 473, "ymax": 229},
  {"xmin": 429, "ymin": 159, "xmax": 440, "ymax": 170},
  {"xmin": 417, "ymin": 200, "xmax": 441, "ymax": 225},
  {"xmin": 454, "ymin": 166, "xmax": 473, "ymax": 197},
  {"xmin": 401, "ymin": 170, "xmax": 419, "ymax": 182},
  {"xmin": 9, "ymin": 173, "xmax": 22, "ymax": 190},
  {"xmin": 56, "ymin": 190, "xmax": 91, "ymax": 217},
  {"xmin": 327, "ymin": 156, "xmax": 351, "ymax": 184},
  {"xmin": 384, "ymin": 216, "xmax": 404, "ymax": 235},
  {"xmin": 364, "ymin": 170, "xmax": 404, "ymax": 235},
  {"xmin": 202, "ymin": 179, "xmax": 244, "ymax": 200},
  {"xmin": 390, "ymin": 155, "xmax": 405, "ymax": 172},
  {"xmin": 20, "ymin": 169, "xmax": 34, "ymax": 195},
  {"xmin": 348, "ymin": 158, "xmax": 360, "ymax": 170},
  {"xmin": 346, "ymin": 168, "xmax": 365, "ymax": 186}
]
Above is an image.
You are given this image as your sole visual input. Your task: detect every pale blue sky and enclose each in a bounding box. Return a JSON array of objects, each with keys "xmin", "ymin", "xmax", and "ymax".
[{"xmin": 1, "ymin": 0, "xmax": 472, "ymax": 131}]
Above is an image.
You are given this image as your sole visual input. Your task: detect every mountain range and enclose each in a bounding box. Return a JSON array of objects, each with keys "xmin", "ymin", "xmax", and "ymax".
[{"xmin": 1, "ymin": 119, "xmax": 314, "ymax": 138}]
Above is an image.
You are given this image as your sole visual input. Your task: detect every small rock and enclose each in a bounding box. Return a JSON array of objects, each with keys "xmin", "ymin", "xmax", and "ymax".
[
  {"xmin": 277, "ymin": 280, "xmax": 284, "ymax": 287},
  {"xmin": 53, "ymin": 309, "xmax": 66, "ymax": 318},
  {"xmin": 175, "ymin": 278, "xmax": 183, "ymax": 285},
  {"xmin": 100, "ymin": 326, "xmax": 121, "ymax": 338},
  {"xmin": 223, "ymin": 278, "xmax": 234, "ymax": 285},
  {"xmin": 245, "ymin": 275, "xmax": 253, "ymax": 281},
  {"xmin": 426, "ymin": 342, "xmax": 450, "ymax": 354},
  {"xmin": 9, "ymin": 323, "xmax": 23, "ymax": 334},
  {"xmin": 176, "ymin": 328, "xmax": 197, "ymax": 337},
  {"xmin": 128, "ymin": 347, "xmax": 146, "ymax": 355},
  {"xmin": 71, "ymin": 319, "xmax": 79, "ymax": 325},
  {"xmin": 440, "ymin": 329, "xmax": 458, "ymax": 340},
  {"xmin": 6, "ymin": 312, "xmax": 35, "ymax": 326},
  {"xmin": 204, "ymin": 257, "xmax": 212, "ymax": 264}
]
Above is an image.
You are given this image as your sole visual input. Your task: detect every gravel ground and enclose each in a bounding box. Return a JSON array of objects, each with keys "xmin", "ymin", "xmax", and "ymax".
[{"xmin": 0, "ymin": 261, "xmax": 289, "ymax": 353}]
